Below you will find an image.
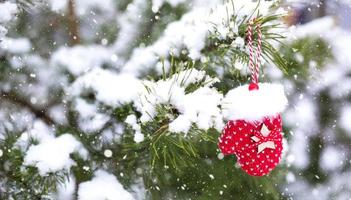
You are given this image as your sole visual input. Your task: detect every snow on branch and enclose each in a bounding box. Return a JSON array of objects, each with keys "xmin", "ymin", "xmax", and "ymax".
[
  {"xmin": 48, "ymin": 0, "xmax": 115, "ymax": 15},
  {"xmin": 0, "ymin": 2, "xmax": 18, "ymax": 39},
  {"xmin": 24, "ymin": 134, "xmax": 88, "ymax": 175},
  {"xmin": 0, "ymin": 2, "xmax": 18, "ymax": 23},
  {"xmin": 51, "ymin": 45, "xmax": 115, "ymax": 76},
  {"xmin": 121, "ymin": 0, "xmax": 276, "ymax": 76},
  {"xmin": 135, "ymin": 68, "xmax": 223, "ymax": 133},
  {"xmin": 68, "ymin": 68, "xmax": 143, "ymax": 106},
  {"xmin": 77, "ymin": 170, "xmax": 134, "ymax": 200}
]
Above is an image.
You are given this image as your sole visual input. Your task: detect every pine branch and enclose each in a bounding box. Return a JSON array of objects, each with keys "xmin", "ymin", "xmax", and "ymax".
[
  {"xmin": 207, "ymin": 14, "xmax": 288, "ymax": 73},
  {"xmin": 0, "ymin": 132, "xmax": 67, "ymax": 199},
  {"xmin": 0, "ymin": 91, "xmax": 55, "ymax": 125}
]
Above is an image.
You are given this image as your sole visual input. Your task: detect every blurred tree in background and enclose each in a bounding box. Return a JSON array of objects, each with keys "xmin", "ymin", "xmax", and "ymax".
[{"xmin": 0, "ymin": 0, "xmax": 350, "ymax": 199}]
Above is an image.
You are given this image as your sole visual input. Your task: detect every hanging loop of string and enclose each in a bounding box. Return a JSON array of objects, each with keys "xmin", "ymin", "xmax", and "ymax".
[{"xmin": 247, "ymin": 18, "xmax": 262, "ymax": 87}]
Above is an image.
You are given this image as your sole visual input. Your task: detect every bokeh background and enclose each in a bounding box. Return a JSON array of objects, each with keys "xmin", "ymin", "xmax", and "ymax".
[{"xmin": 1, "ymin": 0, "xmax": 351, "ymax": 199}]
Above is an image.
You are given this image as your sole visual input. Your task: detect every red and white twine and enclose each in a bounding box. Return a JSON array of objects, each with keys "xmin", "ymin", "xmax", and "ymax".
[{"xmin": 247, "ymin": 19, "xmax": 262, "ymax": 85}]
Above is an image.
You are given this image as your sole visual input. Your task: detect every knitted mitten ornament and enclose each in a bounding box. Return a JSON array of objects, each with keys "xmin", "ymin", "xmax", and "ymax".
[{"xmin": 219, "ymin": 19, "xmax": 288, "ymax": 176}]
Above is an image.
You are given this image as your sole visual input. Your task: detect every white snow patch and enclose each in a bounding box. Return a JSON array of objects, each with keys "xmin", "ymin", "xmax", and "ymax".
[
  {"xmin": 169, "ymin": 86, "xmax": 224, "ymax": 132},
  {"xmin": 340, "ymin": 105, "xmax": 351, "ymax": 136},
  {"xmin": 16, "ymin": 120, "xmax": 55, "ymax": 149},
  {"xmin": 48, "ymin": 0, "xmax": 115, "ymax": 15},
  {"xmin": 68, "ymin": 68, "xmax": 142, "ymax": 107},
  {"xmin": 288, "ymin": 130, "xmax": 309, "ymax": 169},
  {"xmin": 0, "ymin": 25, "xmax": 7, "ymax": 38},
  {"xmin": 222, "ymin": 83, "xmax": 288, "ymax": 121},
  {"xmin": 320, "ymin": 146, "xmax": 344, "ymax": 171},
  {"xmin": 48, "ymin": 0, "xmax": 66, "ymax": 12},
  {"xmin": 24, "ymin": 134, "xmax": 88, "ymax": 175},
  {"xmin": 135, "ymin": 69, "xmax": 223, "ymax": 133},
  {"xmin": 125, "ymin": 114, "xmax": 144, "ymax": 143},
  {"xmin": 78, "ymin": 170, "xmax": 134, "ymax": 200},
  {"xmin": 125, "ymin": 114, "xmax": 138, "ymax": 128},
  {"xmin": 0, "ymin": 2, "xmax": 17, "ymax": 23},
  {"xmin": 0, "ymin": 37, "xmax": 31, "ymax": 53},
  {"xmin": 288, "ymin": 17, "xmax": 335, "ymax": 40},
  {"xmin": 169, "ymin": 115, "xmax": 192, "ymax": 133},
  {"xmin": 49, "ymin": 105, "xmax": 68, "ymax": 125},
  {"xmin": 74, "ymin": 98, "xmax": 110, "ymax": 132},
  {"xmin": 134, "ymin": 133, "xmax": 144, "ymax": 143},
  {"xmin": 51, "ymin": 45, "xmax": 113, "ymax": 76},
  {"xmin": 286, "ymin": 172, "xmax": 296, "ymax": 183},
  {"xmin": 55, "ymin": 176, "xmax": 76, "ymax": 200},
  {"xmin": 113, "ymin": 0, "xmax": 149, "ymax": 56},
  {"xmin": 284, "ymin": 98, "xmax": 318, "ymax": 134}
]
